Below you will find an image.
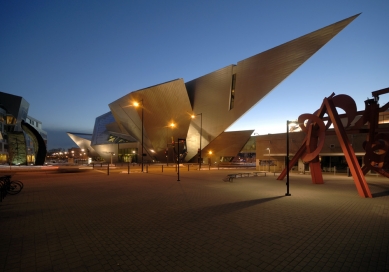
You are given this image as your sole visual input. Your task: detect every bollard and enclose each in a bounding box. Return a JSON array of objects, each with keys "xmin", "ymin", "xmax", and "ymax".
[{"xmin": 177, "ymin": 163, "xmax": 180, "ymax": 181}]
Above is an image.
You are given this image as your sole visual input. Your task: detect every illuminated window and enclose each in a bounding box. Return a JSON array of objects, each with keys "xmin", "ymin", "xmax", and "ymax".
[{"xmin": 378, "ymin": 112, "xmax": 389, "ymax": 124}]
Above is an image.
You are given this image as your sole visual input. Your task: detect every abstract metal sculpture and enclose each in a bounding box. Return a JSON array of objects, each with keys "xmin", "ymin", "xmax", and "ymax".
[{"xmin": 277, "ymin": 87, "xmax": 389, "ymax": 198}]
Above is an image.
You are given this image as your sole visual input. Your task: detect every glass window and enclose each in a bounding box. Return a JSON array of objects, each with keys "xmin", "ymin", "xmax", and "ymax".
[{"xmin": 229, "ymin": 74, "xmax": 236, "ymax": 110}]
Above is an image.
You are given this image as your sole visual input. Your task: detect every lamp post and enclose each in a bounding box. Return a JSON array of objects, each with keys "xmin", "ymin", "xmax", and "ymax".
[
  {"xmin": 266, "ymin": 147, "xmax": 270, "ymax": 172},
  {"xmin": 191, "ymin": 113, "xmax": 202, "ymax": 169},
  {"xmin": 134, "ymin": 99, "xmax": 144, "ymax": 172},
  {"xmin": 132, "ymin": 150, "xmax": 136, "ymax": 164},
  {"xmin": 165, "ymin": 126, "xmax": 168, "ymax": 166},
  {"xmin": 109, "ymin": 152, "xmax": 115, "ymax": 165},
  {"xmin": 285, "ymin": 120, "xmax": 296, "ymax": 196},
  {"xmin": 166, "ymin": 123, "xmax": 175, "ymax": 165}
]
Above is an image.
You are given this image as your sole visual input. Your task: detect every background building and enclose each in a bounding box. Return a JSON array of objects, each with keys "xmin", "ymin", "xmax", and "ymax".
[
  {"xmin": 0, "ymin": 91, "xmax": 47, "ymax": 165},
  {"xmin": 25, "ymin": 116, "xmax": 47, "ymax": 164},
  {"xmin": 255, "ymin": 108, "xmax": 389, "ymax": 173}
]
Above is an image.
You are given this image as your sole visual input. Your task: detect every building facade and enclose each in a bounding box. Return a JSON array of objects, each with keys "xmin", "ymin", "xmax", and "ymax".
[
  {"xmin": 255, "ymin": 105, "xmax": 389, "ymax": 174},
  {"xmin": 0, "ymin": 92, "xmax": 47, "ymax": 165},
  {"xmin": 68, "ymin": 14, "xmax": 360, "ymax": 165},
  {"xmin": 25, "ymin": 116, "xmax": 47, "ymax": 164}
]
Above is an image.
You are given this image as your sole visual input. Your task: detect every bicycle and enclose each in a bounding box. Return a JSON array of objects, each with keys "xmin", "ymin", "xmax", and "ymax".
[{"xmin": 0, "ymin": 175, "xmax": 23, "ymax": 197}]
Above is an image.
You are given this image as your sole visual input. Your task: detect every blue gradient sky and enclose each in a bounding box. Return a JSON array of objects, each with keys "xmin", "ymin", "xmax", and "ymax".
[{"xmin": 1, "ymin": 0, "xmax": 388, "ymax": 149}]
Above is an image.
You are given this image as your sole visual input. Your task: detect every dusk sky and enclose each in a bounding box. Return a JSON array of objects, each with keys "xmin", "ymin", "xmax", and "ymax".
[{"xmin": 1, "ymin": 1, "xmax": 388, "ymax": 150}]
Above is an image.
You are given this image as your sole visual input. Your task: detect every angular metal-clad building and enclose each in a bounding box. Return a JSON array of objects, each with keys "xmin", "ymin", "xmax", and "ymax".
[
  {"xmin": 201, "ymin": 130, "xmax": 255, "ymax": 165},
  {"xmin": 109, "ymin": 79, "xmax": 193, "ymax": 162},
  {"xmin": 69, "ymin": 14, "xmax": 359, "ymax": 164},
  {"xmin": 0, "ymin": 92, "xmax": 47, "ymax": 165}
]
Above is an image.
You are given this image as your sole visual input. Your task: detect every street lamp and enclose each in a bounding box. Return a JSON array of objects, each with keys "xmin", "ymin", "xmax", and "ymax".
[
  {"xmin": 134, "ymin": 99, "xmax": 144, "ymax": 172},
  {"xmin": 266, "ymin": 147, "xmax": 270, "ymax": 172},
  {"xmin": 208, "ymin": 151, "xmax": 212, "ymax": 166},
  {"xmin": 166, "ymin": 123, "xmax": 175, "ymax": 165},
  {"xmin": 109, "ymin": 152, "xmax": 115, "ymax": 165},
  {"xmin": 132, "ymin": 150, "xmax": 136, "ymax": 163},
  {"xmin": 285, "ymin": 120, "xmax": 297, "ymax": 196},
  {"xmin": 191, "ymin": 113, "xmax": 202, "ymax": 169}
]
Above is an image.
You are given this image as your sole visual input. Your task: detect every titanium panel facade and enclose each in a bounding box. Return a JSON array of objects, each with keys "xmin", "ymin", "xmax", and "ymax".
[
  {"xmin": 0, "ymin": 92, "xmax": 29, "ymax": 131},
  {"xmin": 234, "ymin": 14, "xmax": 360, "ymax": 120},
  {"xmin": 68, "ymin": 14, "xmax": 360, "ymax": 164},
  {"xmin": 21, "ymin": 120, "xmax": 47, "ymax": 165},
  {"xmin": 201, "ymin": 130, "xmax": 254, "ymax": 164},
  {"xmin": 185, "ymin": 14, "xmax": 359, "ymax": 162},
  {"xmin": 109, "ymin": 79, "xmax": 192, "ymax": 161},
  {"xmin": 67, "ymin": 132, "xmax": 99, "ymax": 158},
  {"xmin": 1, "ymin": 91, "xmax": 47, "ymax": 165},
  {"xmin": 186, "ymin": 65, "xmax": 235, "ymax": 160},
  {"xmin": 91, "ymin": 112, "xmax": 119, "ymax": 146}
]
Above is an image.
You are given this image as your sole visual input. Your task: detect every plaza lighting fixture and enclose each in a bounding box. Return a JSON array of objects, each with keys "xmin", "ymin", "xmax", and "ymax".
[
  {"xmin": 134, "ymin": 99, "xmax": 144, "ymax": 172},
  {"xmin": 191, "ymin": 113, "xmax": 203, "ymax": 169},
  {"xmin": 166, "ymin": 122, "xmax": 176, "ymax": 165},
  {"xmin": 266, "ymin": 147, "xmax": 270, "ymax": 172},
  {"xmin": 286, "ymin": 120, "xmax": 298, "ymax": 196}
]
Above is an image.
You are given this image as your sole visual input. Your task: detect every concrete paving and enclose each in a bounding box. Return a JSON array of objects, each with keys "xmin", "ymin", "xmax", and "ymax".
[{"xmin": 1, "ymin": 167, "xmax": 388, "ymax": 271}]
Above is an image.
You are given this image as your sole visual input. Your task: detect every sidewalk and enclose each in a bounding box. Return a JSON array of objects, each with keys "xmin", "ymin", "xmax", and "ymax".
[{"xmin": 1, "ymin": 170, "xmax": 388, "ymax": 271}]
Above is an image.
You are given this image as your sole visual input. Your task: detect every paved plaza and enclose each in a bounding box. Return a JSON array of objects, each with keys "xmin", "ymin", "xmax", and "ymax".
[{"xmin": 1, "ymin": 166, "xmax": 388, "ymax": 271}]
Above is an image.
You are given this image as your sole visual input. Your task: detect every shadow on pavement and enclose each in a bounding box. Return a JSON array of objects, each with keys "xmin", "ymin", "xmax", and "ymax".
[
  {"xmin": 185, "ymin": 196, "xmax": 283, "ymax": 221},
  {"xmin": 369, "ymin": 182, "xmax": 389, "ymax": 198}
]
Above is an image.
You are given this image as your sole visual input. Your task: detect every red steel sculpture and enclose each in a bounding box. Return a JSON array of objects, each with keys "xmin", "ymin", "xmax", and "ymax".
[{"xmin": 277, "ymin": 87, "xmax": 389, "ymax": 198}]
